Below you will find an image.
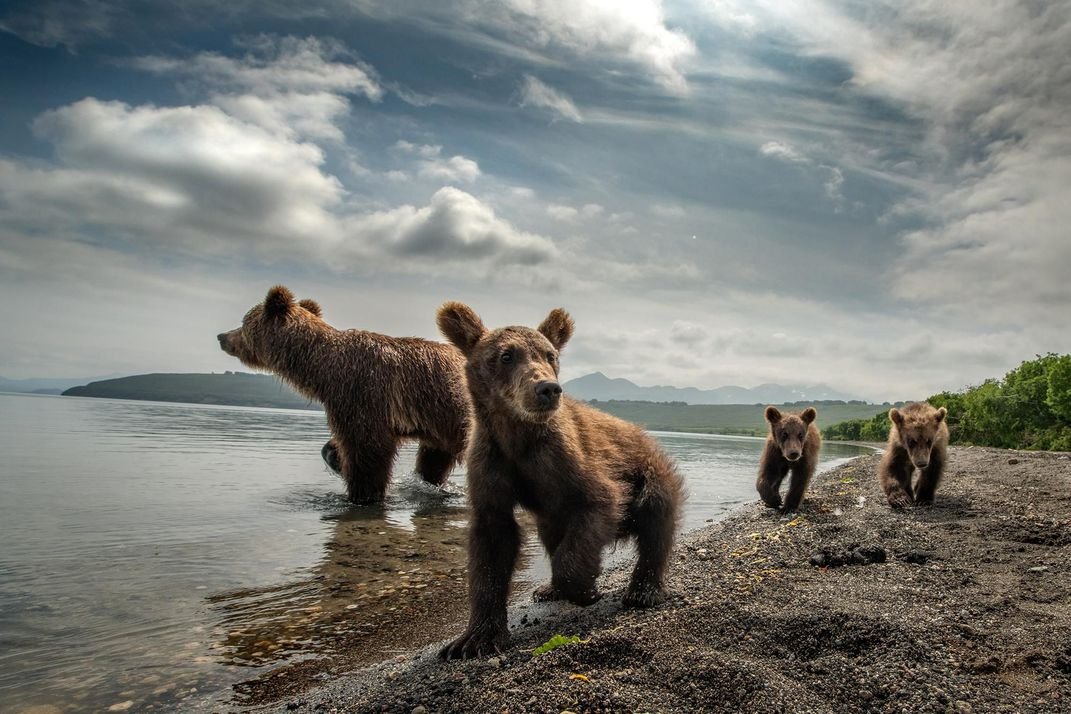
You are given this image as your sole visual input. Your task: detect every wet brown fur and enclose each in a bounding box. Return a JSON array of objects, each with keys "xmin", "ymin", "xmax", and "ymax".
[
  {"xmin": 757, "ymin": 406, "xmax": 821, "ymax": 513},
  {"xmin": 218, "ymin": 286, "xmax": 469, "ymax": 504},
  {"xmin": 436, "ymin": 302, "xmax": 684, "ymax": 660},
  {"xmin": 880, "ymin": 402, "xmax": 949, "ymax": 508}
]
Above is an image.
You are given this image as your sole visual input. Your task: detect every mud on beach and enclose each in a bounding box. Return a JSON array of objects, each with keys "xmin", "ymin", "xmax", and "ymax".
[{"xmin": 245, "ymin": 447, "xmax": 1071, "ymax": 714}]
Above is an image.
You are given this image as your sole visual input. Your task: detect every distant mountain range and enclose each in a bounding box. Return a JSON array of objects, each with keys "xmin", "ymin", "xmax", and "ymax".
[
  {"xmin": 14, "ymin": 370, "xmax": 864, "ymax": 410},
  {"xmin": 562, "ymin": 372, "xmax": 863, "ymax": 405}
]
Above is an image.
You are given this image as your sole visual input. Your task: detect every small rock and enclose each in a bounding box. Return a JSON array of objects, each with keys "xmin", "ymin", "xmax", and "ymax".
[
  {"xmin": 108, "ymin": 703, "xmax": 134, "ymax": 712},
  {"xmin": 1008, "ymin": 458, "xmax": 1019, "ymax": 465},
  {"xmin": 954, "ymin": 701, "xmax": 972, "ymax": 714},
  {"xmin": 487, "ymin": 657, "xmax": 501, "ymax": 668},
  {"xmin": 1028, "ymin": 566, "xmax": 1049, "ymax": 573},
  {"xmin": 412, "ymin": 707, "xmax": 427, "ymax": 714}
]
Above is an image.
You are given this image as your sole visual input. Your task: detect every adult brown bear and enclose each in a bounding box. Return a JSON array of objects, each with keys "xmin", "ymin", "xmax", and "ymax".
[
  {"xmin": 218, "ymin": 286, "xmax": 469, "ymax": 503},
  {"xmin": 436, "ymin": 301, "xmax": 684, "ymax": 659}
]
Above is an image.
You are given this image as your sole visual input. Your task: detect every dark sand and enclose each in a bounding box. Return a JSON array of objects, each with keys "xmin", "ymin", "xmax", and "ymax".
[{"xmin": 238, "ymin": 447, "xmax": 1070, "ymax": 714}]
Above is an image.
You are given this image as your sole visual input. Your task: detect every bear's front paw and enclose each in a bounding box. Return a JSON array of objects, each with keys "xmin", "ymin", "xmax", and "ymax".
[
  {"xmin": 438, "ymin": 625, "xmax": 508, "ymax": 660},
  {"xmin": 532, "ymin": 583, "xmax": 564, "ymax": 602},
  {"xmin": 622, "ymin": 583, "xmax": 667, "ymax": 609},
  {"xmin": 887, "ymin": 489, "xmax": 913, "ymax": 509}
]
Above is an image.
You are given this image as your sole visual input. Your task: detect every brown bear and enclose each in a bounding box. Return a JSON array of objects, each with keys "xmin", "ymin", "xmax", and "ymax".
[
  {"xmin": 435, "ymin": 301, "xmax": 685, "ymax": 660},
  {"xmin": 879, "ymin": 402, "xmax": 949, "ymax": 508},
  {"xmin": 757, "ymin": 406, "xmax": 821, "ymax": 513},
  {"xmin": 218, "ymin": 286, "xmax": 470, "ymax": 504}
]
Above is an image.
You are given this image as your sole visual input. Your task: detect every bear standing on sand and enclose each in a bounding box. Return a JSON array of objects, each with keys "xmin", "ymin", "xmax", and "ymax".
[
  {"xmin": 218, "ymin": 286, "xmax": 469, "ymax": 504},
  {"xmin": 436, "ymin": 302, "xmax": 684, "ymax": 660},
  {"xmin": 879, "ymin": 402, "xmax": 949, "ymax": 508},
  {"xmin": 757, "ymin": 406, "xmax": 822, "ymax": 513}
]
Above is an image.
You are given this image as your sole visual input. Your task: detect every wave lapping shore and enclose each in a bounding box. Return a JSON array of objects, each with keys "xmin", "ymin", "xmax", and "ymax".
[{"xmin": 259, "ymin": 447, "xmax": 1071, "ymax": 714}]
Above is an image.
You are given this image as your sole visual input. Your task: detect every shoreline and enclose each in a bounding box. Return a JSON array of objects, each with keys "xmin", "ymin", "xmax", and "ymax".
[{"xmin": 240, "ymin": 446, "xmax": 1070, "ymax": 713}]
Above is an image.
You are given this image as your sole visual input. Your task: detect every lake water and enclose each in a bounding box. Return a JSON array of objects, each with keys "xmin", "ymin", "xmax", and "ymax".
[{"xmin": 0, "ymin": 393, "xmax": 872, "ymax": 712}]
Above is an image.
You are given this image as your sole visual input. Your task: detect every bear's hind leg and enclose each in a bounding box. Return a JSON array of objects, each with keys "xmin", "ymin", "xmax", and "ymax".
[
  {"xmin": 340, "ymin": 436, "xmax": 398, "ymax": 504},
  {"xmin": 415, "ymin": 443, "xmax": 455, "ymax": 487},
  {"xmin": 623, "ymin": 484, "xmax": 678, "ymax": 609}
]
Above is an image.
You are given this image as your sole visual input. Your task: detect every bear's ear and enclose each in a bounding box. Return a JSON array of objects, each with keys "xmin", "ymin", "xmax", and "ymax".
[
  {"xmin": 437, "ymin": 301, "xmax": 486, "ymax": 355},
  {"xmin": 298, "ymin": 299, "xmax": 322, "ymax": 317},
  {"xmin": 264, "ymin": 285, "xmax": 295, "ymax": 319},
  {"xmin": 538, "ymin": 308, "xmax": 574, "ymax": 350},
  {"xmin": 801, "ymin": 407, "xmax": 817, "ymax": 425},
  {"xmin": 935, "ymin": 406, "xmax": 947, "ymax": 423},
  {"xmin": 764, "ymin": 406, "xmax": 782, "ymax": 424},
  {"xmin": 889, "ymin": 408, "xmax": 904, "ymax": 428}
]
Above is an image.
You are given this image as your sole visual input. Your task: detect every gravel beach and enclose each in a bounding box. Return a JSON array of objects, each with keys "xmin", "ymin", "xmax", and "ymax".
[{"xmin": 244, "ymin": 446, "xmax": 1070, "ymax": 714}]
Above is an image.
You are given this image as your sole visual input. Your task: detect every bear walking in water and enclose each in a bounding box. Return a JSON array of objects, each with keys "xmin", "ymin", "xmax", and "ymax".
[
  {"xmin": 880, "ymin": 402, "xmax": 949, "ymax": 507},
  {"xmin": 218, "ymin": 286, "xmax": 469, "ymax": 504},
  {"xmin": 757, "ymin": 406, "xmax": 821, "ymax": 513},
  {"xmin": 436, "ymin": 302, "xmax": 684, "ymax": 660}
]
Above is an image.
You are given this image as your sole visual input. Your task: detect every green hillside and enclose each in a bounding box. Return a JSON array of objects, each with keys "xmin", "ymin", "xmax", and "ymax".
[{"xmin": 62, "ymin": 372, "xmax": 321, "ymax": 411}]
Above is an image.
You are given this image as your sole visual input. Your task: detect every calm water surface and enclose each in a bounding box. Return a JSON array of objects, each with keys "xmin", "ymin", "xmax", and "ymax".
[{"xmin": 0, "ymin": 393, "xmax": 872, "ymax": 712}]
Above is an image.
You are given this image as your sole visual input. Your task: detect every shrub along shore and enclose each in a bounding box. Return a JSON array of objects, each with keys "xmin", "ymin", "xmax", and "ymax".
[{"xmin": 246, "ymin": 446, "xmax": 1071, "ymax": 714}]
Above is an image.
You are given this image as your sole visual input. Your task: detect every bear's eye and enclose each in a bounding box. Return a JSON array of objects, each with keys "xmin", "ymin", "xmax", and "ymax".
[
  {"xmin": 547, "ymin": 352, "xmax": 556, "ymax": 362},
  {"xmin": 500, "ymin": 351, "xmax": 513, "ymax": 364},
  {"xmin": 907, "ymin": 438, "xmax": 917, "ymax": 448}
]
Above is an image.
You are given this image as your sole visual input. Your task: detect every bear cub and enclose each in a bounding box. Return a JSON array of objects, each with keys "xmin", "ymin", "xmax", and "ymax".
[
  {"xmin": 436, "ymin": 302, "xmax": 684, "ymax": 660},
  {"xmin": 879, "ymin": 402, "xmax": 949, "ymax": 508},
  {"xmin": 218, "ymin": 286, "xmax": 469, "ymax": 504},
  {"xmin": 757, "ymin": 406, "xmax": 822, "ymax": 513}
]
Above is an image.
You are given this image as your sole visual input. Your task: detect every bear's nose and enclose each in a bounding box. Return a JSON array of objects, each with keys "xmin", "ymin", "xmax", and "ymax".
[
  {"xmin": 787, "ymin": 450, "xmax": 801, "ymax": 461},
  {"xmin": 535, "ymin": 380, "xmax": 563, "ymax": 408},
  {"xmin": 217, "ymin": 333, "xmax": 228, "ymax": 347},
  {"xmin": 915, "ymin": 459, "xmax": 929, "ymax": 469}
]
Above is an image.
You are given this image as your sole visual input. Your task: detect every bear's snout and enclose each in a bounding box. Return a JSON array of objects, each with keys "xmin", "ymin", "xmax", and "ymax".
[
  {"xmin": 786, "ymin": 450, "xmax": 801, "ymax": 461},
  {"xmin": 914, "ymin": 459, "xmax": 929, "ymax": 469},
  {"xmin": 534, "ymin": 380, "xmax": 563, "ymax": 409},
  {"xmin": 217, "ymin": 333, "xmax": 229, "ymax": 349}
]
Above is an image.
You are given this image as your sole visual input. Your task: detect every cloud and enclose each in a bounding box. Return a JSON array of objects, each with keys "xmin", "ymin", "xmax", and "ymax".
[
  {"xmin": 394, "ymin": 141, "xmax": 482, "ymax": 183},
  {"xmin": 14, "ymin": 98, "xmax": 342, "ymax": 254},
  {"xmin": 519, "ymin": 75, "xmax": 583, "ymax": 122},
  {"xmin": 669, "ymin": 320, "xmax": 708, "ymax": 346},
  {"xmin": 345, "ymin": 187, "xmax": 557, "ymax": 265},
  {"xmin": 353, "ymin": 0, "xmax": 695, "ymax": 93},
  {"xmin": 759, "ymin": 141, "xmax": 807, "ymax": 164},
  {"xmin": 131, "ymin": 36, "xmax": 381, "ymax": 142},
  {"xmin": 133, "ymin": 35, "xmax": 382, "ymax": 100},
  {"xmin": 713, "ymin": 0, "xmax": 1071, "ymax": 325}
]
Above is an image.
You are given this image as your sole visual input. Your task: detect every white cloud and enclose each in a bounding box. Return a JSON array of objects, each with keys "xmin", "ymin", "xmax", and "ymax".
[
  {"xmin": 16, "ymin": 98, "xmax": 342, "ymax": 254},
  {"xmin": 714, "ymin": 1, "xmax": 1071, "ymax": 326},
  {"xmin": 354, "ymin": 0, "xmax": 695, "ymax": 93},
  {"xmin": 134, "ymin": 35, "xmax": 381, "ymax": 99},
  {"xmin": 417, "ymin": 155, "xmax": 481, "ymax": 183},
  {"xmin": 395, "ymin": 140, "xmax": 481, "ymax": 183},
  {"xmin": 344, "ymin": 187, "xmax": 557, "ymax": 265},
  {"xmin": 132, "ymin": 36, "xmax": 382, "ymax": 142},
  {"xmin": 547, "ymin": 204, "xmax": 579, "ymax": 221},
  {"xmin": 760, "ymin": 141, "xmax": 807, "ymax": 163},
  {"xmin": 519, "ymin": 75, "xmax": 583, "ymax": 122}
]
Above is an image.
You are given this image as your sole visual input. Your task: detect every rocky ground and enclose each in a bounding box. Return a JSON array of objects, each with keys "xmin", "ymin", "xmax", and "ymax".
[{"xmin": 240, "ymin": 446, "xmax": 1070, "ymax": 714}]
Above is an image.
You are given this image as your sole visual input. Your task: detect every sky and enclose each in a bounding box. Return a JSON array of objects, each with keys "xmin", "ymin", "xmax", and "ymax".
[{"xmin": 1, "ymin": 0, "xmax": 1069, "ymax": 402}]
